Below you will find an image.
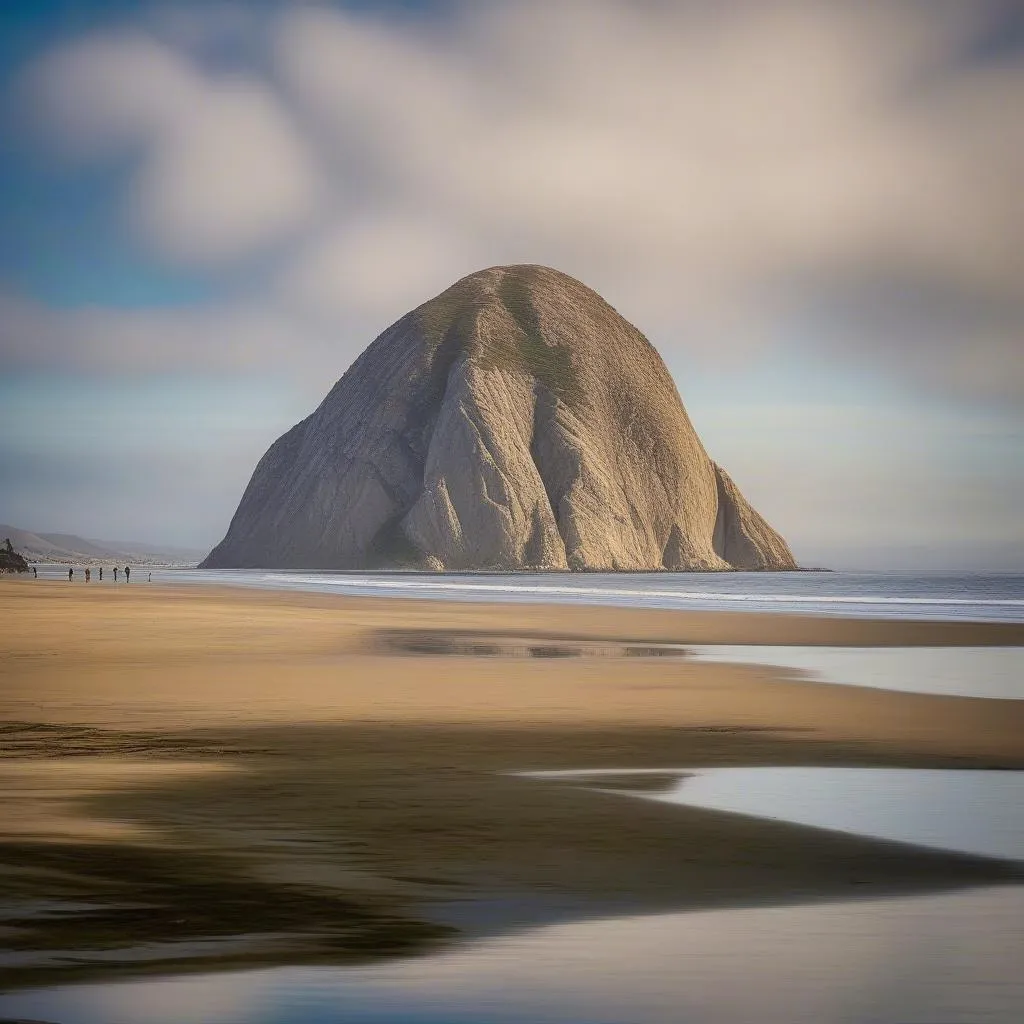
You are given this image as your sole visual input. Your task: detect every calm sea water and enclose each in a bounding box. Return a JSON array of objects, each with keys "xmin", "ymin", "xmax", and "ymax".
[{"xmin": 139, "ymin": 568, "xmax": 1024, "ymax": 623}]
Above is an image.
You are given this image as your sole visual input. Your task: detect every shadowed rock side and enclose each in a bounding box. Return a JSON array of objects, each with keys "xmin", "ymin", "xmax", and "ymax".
[
  {"xmin": 204, "ymin": 266, "xmax": 796, "ymax": 571},
  {"xmin": 0, "ymin": 537, "xmax": 30, "ymax": 573}
]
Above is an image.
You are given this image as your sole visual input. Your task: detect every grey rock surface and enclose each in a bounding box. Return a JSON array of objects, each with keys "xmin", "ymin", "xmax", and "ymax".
[{"xmin": 204, "ymin": 265, "xmax": 796, "ymax": 571}]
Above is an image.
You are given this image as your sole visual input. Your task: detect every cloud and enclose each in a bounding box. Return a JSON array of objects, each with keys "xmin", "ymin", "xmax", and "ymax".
[
  {"xmin": 20, "ymin": 31, "xmax": 322, "ymax": 264},
  {"xmin": 10, "ymin": 0, "xmax": 1024, "ymax": 405},
  {"xmin": 271, "ymin": 0, "xmax": 1024, "ymax": 400},
  {"xmin": 0, "ymin": 290, "xmax": 344, "ymax": 383},
  {"xmin": 127, "ymin": 76, "xmax": 322, "ymax": 264},
  {"xmin": 279, "ymin": 211, "xmax": 488, "ymax": 323}
]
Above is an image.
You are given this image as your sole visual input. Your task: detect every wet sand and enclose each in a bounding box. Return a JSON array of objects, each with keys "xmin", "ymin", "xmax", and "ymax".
[{"xmin": 1, "ymin": 580, "xmax": 1023, "ymax": 990}]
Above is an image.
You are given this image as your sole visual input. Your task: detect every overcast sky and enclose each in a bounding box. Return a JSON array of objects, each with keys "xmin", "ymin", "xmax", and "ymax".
[{"xmin": 1, "ymin": 0, "xmax": 1021, "ymax": 569}]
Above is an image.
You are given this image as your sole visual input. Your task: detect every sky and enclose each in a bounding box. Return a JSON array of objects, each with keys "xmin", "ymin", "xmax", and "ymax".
[{"xmin": 0, "ymin": 0, "xmax": 1021, "ymax": 569}]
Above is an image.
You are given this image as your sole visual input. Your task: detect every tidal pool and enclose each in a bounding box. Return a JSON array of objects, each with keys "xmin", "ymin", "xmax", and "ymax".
[
  {"xmin": 3, "ymin": 767, "xmax": 1022, "ymax": 1024},
  {"xmin": 682, "ymin": 645, "xmax": 1024, "ymax": 699},
  {"xmin": 2, "ymin": 886, "xmax": 1021, "ymax": 1024},
  {"xmin": 530, "ymin": 766, "xmax": 1024, "ymax": 861}
]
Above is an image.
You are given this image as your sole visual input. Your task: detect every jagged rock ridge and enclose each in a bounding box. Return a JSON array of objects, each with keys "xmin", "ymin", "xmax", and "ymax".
[{"xmin": 204, "ymin": 265, "xmax": 796, "ymax": 572}]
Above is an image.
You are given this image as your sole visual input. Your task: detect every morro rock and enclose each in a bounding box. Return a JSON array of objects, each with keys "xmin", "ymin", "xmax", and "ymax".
[{"xmin": 204, "ymin": 265, "xmax": 795, "ymax": 571}]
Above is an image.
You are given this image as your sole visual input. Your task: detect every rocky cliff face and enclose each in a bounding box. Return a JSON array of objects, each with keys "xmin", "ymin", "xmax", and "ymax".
[{"xmin": 204, "ymin": 265, "xmax": 796, "ymax": 571}]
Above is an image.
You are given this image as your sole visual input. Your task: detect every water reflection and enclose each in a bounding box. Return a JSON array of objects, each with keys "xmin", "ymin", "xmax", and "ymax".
[
  {"xmin": 645, "ymin": 767, "xmax": 1024, "ymax": 861},
  {"xmin": 3, "ymin": 886, "xmax": 1022, "ymax": 1023},
  {"xmin": 527, "ymin": 767, "xmax": 1024, "ymax": 862},
  {"xmin": 683, "ymin": 645, "xmax": 1024, "ymax": 699},
  {"xmin": 4, "ymin": 766, "xmax": 1022, "ymax": 1022}
]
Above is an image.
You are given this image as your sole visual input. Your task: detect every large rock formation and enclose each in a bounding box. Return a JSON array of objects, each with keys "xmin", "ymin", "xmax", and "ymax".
[{"xmin": 204, "ymin": 265, "xmax": 796, "ymax": 571}]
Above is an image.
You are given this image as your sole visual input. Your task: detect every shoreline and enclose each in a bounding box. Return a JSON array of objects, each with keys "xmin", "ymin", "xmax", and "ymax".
[
  {"xmin": 2, "ymin": 581, "xmax": 1023, "ymax": 991},
  {"xmin": 8, "ymin": 575, "xmax": 1024, "ymax": 645},
  {"xmin": 21, "ymin": 567, "xmax": 1024, "ymax": 626}
]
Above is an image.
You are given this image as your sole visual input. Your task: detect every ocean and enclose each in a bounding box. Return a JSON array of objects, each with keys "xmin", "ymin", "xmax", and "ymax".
[{"xmin": 145, "ymin": 568, "xmax": 1024, "ymax": 623}]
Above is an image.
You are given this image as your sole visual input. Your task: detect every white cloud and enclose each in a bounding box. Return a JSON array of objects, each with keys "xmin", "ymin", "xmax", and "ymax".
[
  {"xmin": 0, "ymin": 291, "xmax": 339, "ymax": 382},
  {"xmin": 269, "ymin": 0, "xmax": 1024, "ymax": 399},
  {"xmin": 280, "ymin": 211, "xmax": 486, "ymax": 324},
  {"xmin": 15, "ymin": 2, "xmax": 1024, "ymax": 401},
  {"xmin": 127, "ymin": 76, "xmax": 322, "ymax": 263},
  {"xmin": 21, "ymin": 31, "xmax": 322, "ymax": 264},
  {"xmin": 23, "ymin": 32, "xmax": 199, "ymax": 156}
]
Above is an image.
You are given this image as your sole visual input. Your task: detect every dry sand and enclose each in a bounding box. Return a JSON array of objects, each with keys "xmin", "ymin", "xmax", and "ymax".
[{"xmin": 1, "ymin": 580, "xmax": 1022, "ymax": 990}]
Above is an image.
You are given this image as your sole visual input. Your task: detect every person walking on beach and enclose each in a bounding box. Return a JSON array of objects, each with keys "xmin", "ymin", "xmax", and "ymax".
[
  {"xmin": 148, "ymin": 572, "xmax": 151, "ymax": 583},
  {"xmin": 32, "ymin": 566, "xmax": 37, "ymax": 579},
  {"xmin": 98, "ymin": 567, "xmax": 103, "ymax": 581},
  {"xmin": 68, "ymin": 567, "xmax": 73, "ymax": 581},
  {"xmin": 124, "ymin": 565, "xmax": 130, "ymax": 582},
  {"xmin": 113, "ymin": 567, "xmax": 118, "ymax": 582},
  {"xmin": 85, "ymin": 568, "xmax": 91, "ymax": 582}
]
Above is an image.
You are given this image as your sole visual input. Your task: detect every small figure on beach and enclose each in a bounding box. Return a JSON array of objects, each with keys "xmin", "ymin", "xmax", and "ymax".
[
  {"xmin": 68, "ymin": 567, "xmax": 74, "ymax": 581},
  {"xmin": 99, "ymin": 566, "xmax": 103, "ymax": 581},
  {"xmin": 85, "ymin": 568, "xmax": 91, "ymax": 582},
  {"xmin": 32, "ymin": 565, "xmax": 37, "ymax": 578},
  {"xmin": 124, "ymin": 566, "xmax": 131, "ymax": 582},
  {"xmin": 113, "ymin": 567, "xmax": 118, "ymax": 582},
  {"xmin": 148, "ymin": 571, "xmax": 152, "ymax": 582}
]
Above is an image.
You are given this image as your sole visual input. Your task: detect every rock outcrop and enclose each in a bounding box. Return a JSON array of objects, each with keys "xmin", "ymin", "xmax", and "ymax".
[
  {"xmin": 204, "ymin": 265, "xmax": 796, "ymax": 571},
  {"xmin": 1, "ymin": 537, "xmax": 30, "ymax": 573}
]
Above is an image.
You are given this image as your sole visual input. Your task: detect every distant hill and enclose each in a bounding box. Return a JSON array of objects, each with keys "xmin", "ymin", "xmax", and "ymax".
[{"xmin": 0, "ymin": 524, "xmax": 204, "ymax": 566}]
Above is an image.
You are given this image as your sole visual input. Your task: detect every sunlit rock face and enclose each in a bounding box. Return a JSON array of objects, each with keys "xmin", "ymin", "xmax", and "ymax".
[{"xmin": 203, "ymin": 265, "xmax": 796, "ymax": 571}]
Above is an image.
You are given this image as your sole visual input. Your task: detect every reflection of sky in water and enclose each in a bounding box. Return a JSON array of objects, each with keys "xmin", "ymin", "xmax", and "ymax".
[
  {"xmin": 3, "ymin": 886, "xmax": 1022, "ymax": 1024},
  {"xmin": 528, "ymin": 767, "xmax": 1024, "ymax": 862},
  {"xmin": 656, "ymin": 767, "xmax": 1024, "ymax": 861},
  {"xmin": 683, "ymin": 645, "xmax": 1024, "ymax": 699},
  {"xmin": 4, "ymin": 769, "xmax": 1024, "ymax": 1023}
]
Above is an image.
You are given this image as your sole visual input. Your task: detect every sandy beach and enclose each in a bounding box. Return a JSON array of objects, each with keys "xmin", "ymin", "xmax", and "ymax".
[{"xmin": 2, "ymin": 579, "xmax": 1023, "ymax": 990}]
